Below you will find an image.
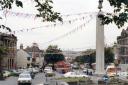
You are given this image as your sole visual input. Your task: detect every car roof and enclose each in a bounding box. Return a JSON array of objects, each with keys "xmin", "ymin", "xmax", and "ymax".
[{"xmin": 20, "ymin": 73, "xmax": 30, "ymax": 76}]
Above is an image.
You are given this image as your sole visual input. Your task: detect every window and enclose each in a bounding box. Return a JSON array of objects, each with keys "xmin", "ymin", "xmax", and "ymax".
[{"xmin": 27, "ymin": 57, "xmax": 30, "ymax": 61}]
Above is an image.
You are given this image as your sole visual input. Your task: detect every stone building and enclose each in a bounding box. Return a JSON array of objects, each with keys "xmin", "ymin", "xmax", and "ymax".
[
  {"xmin": 0, "ymin": 33, "xmax": 17, "ymax": 70},
  {"xmin": 117, "ymin": 28, "xmax": 128, "ymax": 71},
  {"xmin": 17, "ymin": 44, "xmax": 32, "ymax": 68},
  {"xmin": 25, "ymin": 43, "xmax": 43, "ymax": 67},
  {"xmin": 117, "ymin": 29, "xmax": 128, "ymax": 64}
]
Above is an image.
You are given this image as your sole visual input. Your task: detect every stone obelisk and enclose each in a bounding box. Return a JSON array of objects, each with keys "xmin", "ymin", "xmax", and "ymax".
[{"xmin": 95, "ymin": 0, "xmax": 105, "ymax": 75}]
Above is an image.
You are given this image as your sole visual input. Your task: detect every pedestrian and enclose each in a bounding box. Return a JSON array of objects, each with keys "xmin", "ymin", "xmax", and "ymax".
[{"xmin": 86, "ymin": 69, "xmax": 89, "ymax": 75}]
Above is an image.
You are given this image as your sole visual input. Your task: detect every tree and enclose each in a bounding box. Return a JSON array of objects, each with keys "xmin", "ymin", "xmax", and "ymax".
[
  {"xmin": 44, "ymin": 45, "xmax": 65, "ymax": 70},
  {"xmin": 0, "ymin": 0, "xmax": 62, "ymax": 29},
  {"xmin": 74, "ymin": 50, "xmax": 96, "ymax": 69},
  {"xmin": 105, "ymin": 47, "xmax": 114, "ymax": 64},
  {"xmin": 74, "ymin": 47, "xmax": 114, "ymax": 67},
  {"xmin": 99, "ymin": 0, "xmax": 128, "ymax": 28}
]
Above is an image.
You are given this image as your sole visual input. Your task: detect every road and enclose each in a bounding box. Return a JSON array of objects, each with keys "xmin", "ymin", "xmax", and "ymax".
[
  {"xmin": 0, "ymin": 72, "xmax": 65, "ymax": 85},
  {"xmin": 0, "ymin": 73, "xmax": 45, "ymax": 85}
]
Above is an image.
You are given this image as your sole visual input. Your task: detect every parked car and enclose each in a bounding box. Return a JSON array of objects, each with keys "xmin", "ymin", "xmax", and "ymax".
[
  {"xmin": 64, "ymin": 72, "xmax": 88, "ymax": 78},
  {"xmin": 22, "ymin": 70, "xmax": 35, "ymax": 79},
  {"xmin": 32, "ymin": 67, "xmax": 39, "ymax": 74},
  {"xmin": 17, "ymin": 69, "xmax": 24, "ymax": 74},
  {"xmin": 10, "ymin": 70, "xmax": 20, "ymax": 76},
  {"xmin": 72, "ymin": 65, "xmax": 79, "ymax": 69},
  {"xmin": 106, "ymin": 65, "xmax": 121, "ymax": 77},
  {"xmin": 83, "ymin": 68, "xmax": 88, "ymax": 73},
  {"xmin": 117, "ymin": 71, "xmax": 128, "ymax": 78},
  {"xmin": 2, "ymin": 70, "xmax": 11, "ymax": 78},
  {"xmin": 17, "ymin": 73, "xmax": 32, "ymax": 85},
  {"xmin": 44, "ymin": 67, "xmax": 52, "ymax": 73}
]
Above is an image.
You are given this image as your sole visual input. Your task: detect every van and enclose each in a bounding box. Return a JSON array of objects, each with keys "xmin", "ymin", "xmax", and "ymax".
[{"xmin": 106, "ymin": 65, "xmax": 121, "ymax": 77}]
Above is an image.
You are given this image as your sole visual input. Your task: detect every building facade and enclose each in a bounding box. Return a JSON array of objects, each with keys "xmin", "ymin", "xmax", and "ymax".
[
  {"xmin": 117, "ymin": 28, "xmax": 128, "ymax": 71},
  {"xmin": 17, "ymin": 44, "xmax": 32, "ymax": 68},
  {"xmin": 55, "ymin": 61, "xmax": 71, "ymax": 73},
  {"xmin": 117, "ymin": 29, "xmax": 128, "ymax": 64},
  {"xmin": 0, "ymin": 33, "xmax": 17, "ymax": 70},
  {"xmin": 25, "ymin": 43, "xmax": 43, "ymax": 67}
]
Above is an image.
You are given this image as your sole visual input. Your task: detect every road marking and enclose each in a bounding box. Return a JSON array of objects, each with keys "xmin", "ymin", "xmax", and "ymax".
[
  {"xmin": 36, "ymin": 84, "xmax": 43, "ymax": 85},
  {"xmin": 35, "ymin": 82, "xmax": 44, "ymax": 85}
]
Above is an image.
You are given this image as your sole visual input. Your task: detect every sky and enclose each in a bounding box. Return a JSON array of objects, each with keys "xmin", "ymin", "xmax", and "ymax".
[{"xmin": 0, "ymin": 0, "xmax": 124, "ymax": 51}]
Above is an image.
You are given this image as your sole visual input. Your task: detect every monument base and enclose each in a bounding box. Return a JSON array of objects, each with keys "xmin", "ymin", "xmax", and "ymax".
[{"xmin": 94, "ymin": 71, "xmax": 105, "ymax": 77}]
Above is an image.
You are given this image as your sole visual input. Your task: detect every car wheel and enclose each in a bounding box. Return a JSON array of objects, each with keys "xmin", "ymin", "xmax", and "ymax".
[{"xmin": 17, "ymin": 83, "xmax": 20, "ymax": 85}]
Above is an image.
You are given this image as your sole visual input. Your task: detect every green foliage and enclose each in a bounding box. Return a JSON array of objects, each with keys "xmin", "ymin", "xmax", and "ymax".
[
  {"xmin": 74, "ymin": 52, "xmax": 96, "ymax": 64},
  {"xmin": 0, "ymin": 0, "xmax": 62, "ymax": 36},
  {"xmin": 74, "ymin": 47, "xmax": 114, "ymax": 65},
  {"xmin": 44, "ymin": 45, "xmax": 65, "ymax": 64},
  {"xmin": 0, "ymin": 0, "xmax": 62, "ymax": 24},
  {"xmin": 35, "ymin": 0, "xmax": 62, "ymax": 22},
  {"xmin": 99, "ymin": 0, "xmax": 128, "ymax": 28},
  {"xmin": 0, "ymin": 46, "xmax": 7, "ymax": 56},
  {"xmin": 0, "ymin": 0, "xmax": 23, "ymax": 9},
  {"xmin": 0, "ymin": 25, "xmax": 11, "ymax": 32},
  {"xmin": 15, "ymin": 0, "xmax": 23, "ymax": 7},
  {"xmin": 105, "ymin": 47, "xmax": 114, "ymax": 64}
]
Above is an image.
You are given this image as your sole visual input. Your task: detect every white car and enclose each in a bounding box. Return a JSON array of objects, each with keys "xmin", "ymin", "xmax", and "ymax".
[
  {"xmin": 46, "ymin": 69, "xmax": 53, "ymax": 74},
  {"xmin": 117, "ymin": 71, "xmax": 128, "ymax": 78},
  {"xmin": 32, "ymin": 68, "xmax": 39, "ymax": 73},
  {"xmin": 3, "ymin": 70, "xmax": 11, "ymax": 78},
  {"xmin": 44, "ymin": 67, "xmax": 52, "ymax": 73},
  {"xmin": 64, "ymin": 72, "xmax": 88, "ymax": 78},
  {"xmin": 18, "ymin": 73, "xmax": 32, "ymax": 85}
]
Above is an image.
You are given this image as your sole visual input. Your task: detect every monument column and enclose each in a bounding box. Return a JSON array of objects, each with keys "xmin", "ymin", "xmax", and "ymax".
[{"xmin": 95, "ymin": 0, "xmax": 105, "ymax": 75}]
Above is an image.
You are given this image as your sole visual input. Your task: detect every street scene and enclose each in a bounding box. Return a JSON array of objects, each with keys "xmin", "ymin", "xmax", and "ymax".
[{"xmin": 0, "ymin": 0, "xmax": 128, "ymax": 85}]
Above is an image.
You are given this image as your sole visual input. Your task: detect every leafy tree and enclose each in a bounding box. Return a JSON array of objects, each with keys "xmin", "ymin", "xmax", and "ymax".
[
  {"xmin": 44, "ymin": 45, "xmax": 65, "ymax": 70},
  {"xmin": 105, "ymin": 47, "xmax": 114, "ymax": 64},
  {"xmin": 0, "ymin": 0, "xmax": 62, "ymax": 29},
  {"xmin": 74, "ymin": 50, "xmax": 95, "ymax": 69},
  {"xmin": 99, "ymin": 0, "xmax": 128, "ymax": 28},
  {"xmin": 74, "ymin": 47, "xmax": 114, "ymax": 67}
]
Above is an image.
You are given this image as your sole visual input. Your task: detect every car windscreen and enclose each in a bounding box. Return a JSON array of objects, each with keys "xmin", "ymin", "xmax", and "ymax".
[{"xmin": 19, "ymin": 74, "xmax": 30, "ymax": 78}]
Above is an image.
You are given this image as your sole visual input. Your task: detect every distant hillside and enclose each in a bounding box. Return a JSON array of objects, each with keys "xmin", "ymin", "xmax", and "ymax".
[{"xmin": 62, "ymin": 51, "xmax": 82, "ymax": 59}]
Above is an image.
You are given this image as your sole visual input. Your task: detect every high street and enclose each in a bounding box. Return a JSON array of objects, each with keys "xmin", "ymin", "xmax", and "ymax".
[{"xmin": 0, "ymin": 73, "xmax": 45, "ymax": 85}]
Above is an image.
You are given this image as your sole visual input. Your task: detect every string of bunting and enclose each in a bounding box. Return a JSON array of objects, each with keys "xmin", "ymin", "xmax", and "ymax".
[
  {"xmin": 42, "ymin": 14, "xmax": 94, "ymax": 45},
  {"xmin": 11, "ymin": 14, "xmax": 95, "ymax": 34},
  {"xmin": 2, "ymin": 10, "xmax": 97, "ymax": 19}
]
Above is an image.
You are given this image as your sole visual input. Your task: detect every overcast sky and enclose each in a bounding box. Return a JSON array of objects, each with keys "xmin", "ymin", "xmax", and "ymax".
[{"xmin": 0, "ymin": 0, "xmax": 124, "ymax": 51}]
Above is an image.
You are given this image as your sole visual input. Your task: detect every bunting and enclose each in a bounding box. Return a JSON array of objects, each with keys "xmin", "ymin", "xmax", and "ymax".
[
  {"xmin": 9, "ymin": 13, "xmax": 95, "ymax": 34},
  {"xmin": 42, "ymin": 14, "xmax": 94, "ymax": 45},
  {"xmin": 2, "ymin": 10, "xmax": 97, "ymax": 19}
]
